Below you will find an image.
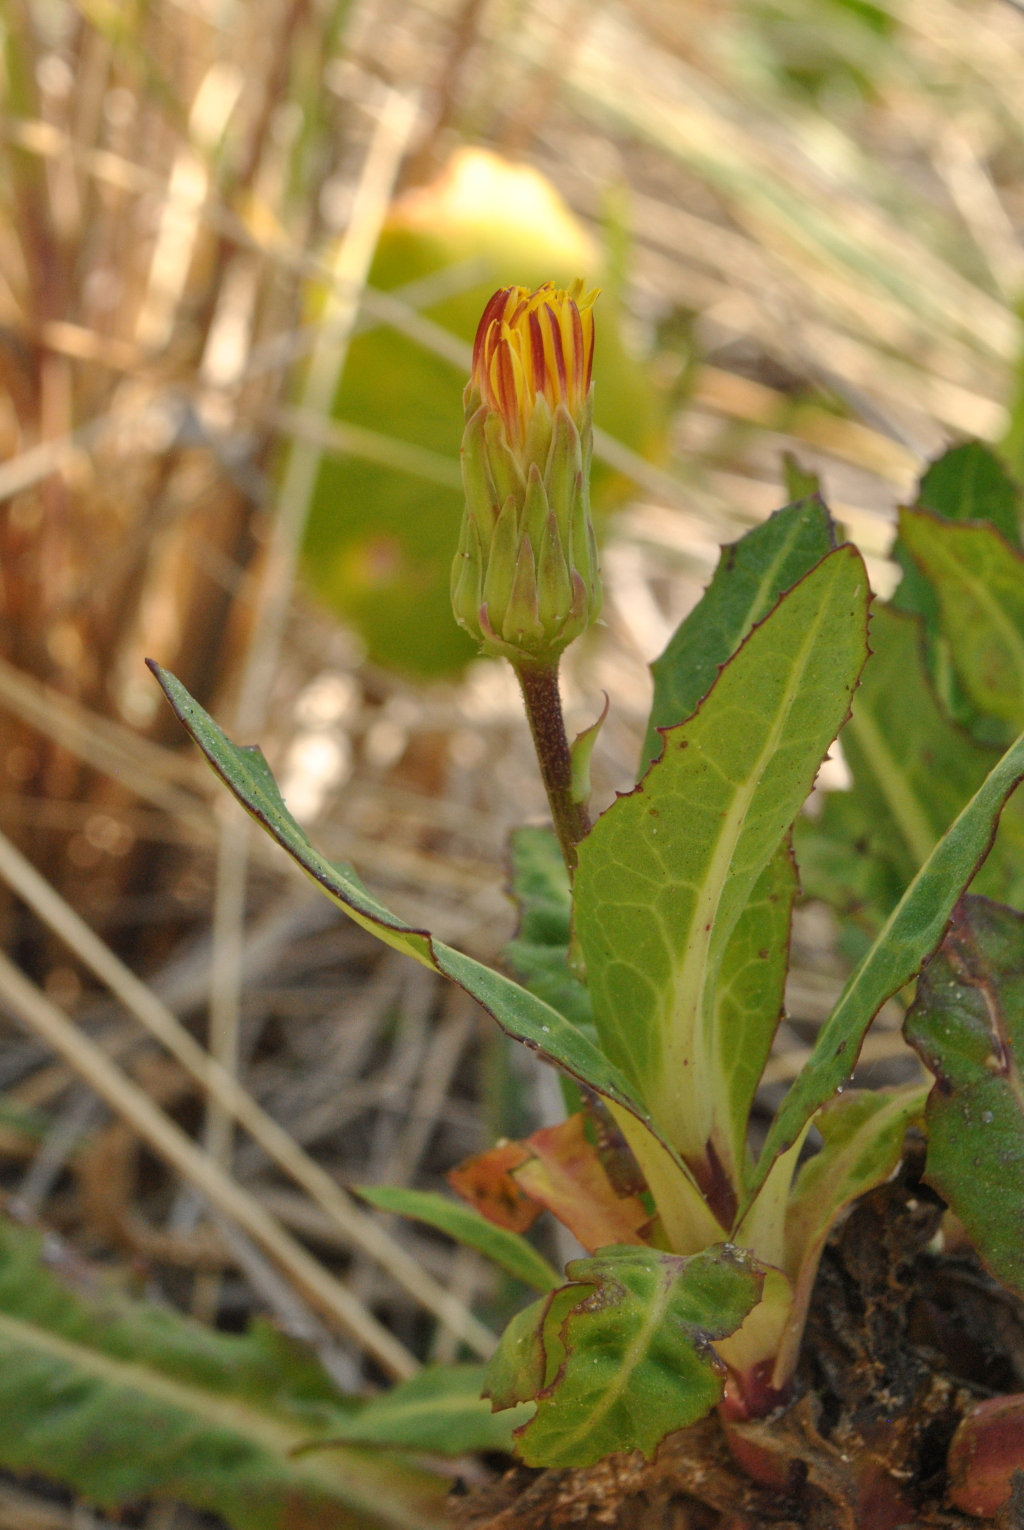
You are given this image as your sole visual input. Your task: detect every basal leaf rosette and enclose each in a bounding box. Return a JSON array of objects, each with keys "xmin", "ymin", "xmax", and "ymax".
[{"xmin": 451, "ymin": 281, "xmax": 602, "ymax": 663}]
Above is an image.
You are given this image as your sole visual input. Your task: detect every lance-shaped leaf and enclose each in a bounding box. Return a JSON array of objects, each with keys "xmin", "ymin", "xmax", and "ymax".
[
  {"xmin": 503, "ymin": 826, "xmax": 593, "ymax": 1031},
  {"xmin": 904, "ymin": 895, "xmax": 1024, "ymax": 1300},
  {"xmin": 505, "ymin": 826, "xmax": 797, "ymax": 1160},
  {"xmin": 0, "ymin": 1218, "xmax": 448, "ymax": 1530},
  {"xmin": 752, "ymin": 733, "xmax": 1024, "ymax": 1206},
  {"xmin": 149, "ymin": 665, "xmax": 684, "ymax": 1167},
  {"xmin": 307, "ymin": 1365, "xmax": 533, "ymax": 1455},
  {"xmin": 772, "ymin": 1084, "xmax": 928, "ymax": 1387},
  {"xmin": 575, "ymin": 547, "xmax": 870, "ymax": 1210},
  {"xmin": 511, "ymin": 1114, "xmax": 650, "ymax": 1254},
  {"xmin": 899, "ymin": 508, "xmax": 1024, "ymax": 738},
  {"xmin": 488, "ymin": 1244, "xmax": 764, "ymax": 1469},
  {"xmin": 641, "ymin": 495, "xmax": 835, "ymax": 768},
  {"xmin": 354, "ymin": 1185, "xmax": 559, "ymax": 1292}
]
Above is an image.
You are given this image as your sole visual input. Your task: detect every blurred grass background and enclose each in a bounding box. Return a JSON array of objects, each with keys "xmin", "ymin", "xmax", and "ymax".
[{"xmin": 0, "ymin": 0, "xmax": 1023, "ymax": 1520}]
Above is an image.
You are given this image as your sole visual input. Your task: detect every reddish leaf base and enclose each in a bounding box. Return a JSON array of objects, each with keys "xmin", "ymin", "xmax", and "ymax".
[
  {"xmin": 453, "ymin": 1146, "xmax": 1024, "ymax": 1529},
  {"xmin": 947, "ymin": 1396, "xmax": 1024, "ymax": 1517}
]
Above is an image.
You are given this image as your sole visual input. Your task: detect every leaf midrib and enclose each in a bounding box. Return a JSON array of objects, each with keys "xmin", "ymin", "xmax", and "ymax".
[
  {"xmin": 663, "ymin": 565, "xmax": 840, "ymax": 1159},
  {"xmin": 551, "ymin": 1271, "xmax": 675, "ymax": 1452}
]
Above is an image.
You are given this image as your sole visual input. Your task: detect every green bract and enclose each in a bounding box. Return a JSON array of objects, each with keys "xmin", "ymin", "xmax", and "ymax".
[{"xmin": 152, "ymin": 437, "xmax": 1024, "ymax": 1471}]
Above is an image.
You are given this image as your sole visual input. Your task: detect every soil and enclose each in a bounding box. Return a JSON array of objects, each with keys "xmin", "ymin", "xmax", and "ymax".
[{"xmin": 451, "ymin": 1138, "xmax": 1024, "ymax": 1530}]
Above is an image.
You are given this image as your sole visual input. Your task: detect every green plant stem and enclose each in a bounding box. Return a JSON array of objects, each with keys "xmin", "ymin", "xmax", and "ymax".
[{"xmin": 514, "ymin": 660, "xmax": 590, "ymax": 873}]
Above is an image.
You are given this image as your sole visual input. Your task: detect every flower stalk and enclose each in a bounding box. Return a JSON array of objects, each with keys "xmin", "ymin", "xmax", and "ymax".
[
  {"xmin": 451, "ymin": 280, "xmax": 603, "ymax": 868},
  {"xmin": 514, "ymin": 659, "xmax": 591, "ymax": 871}
]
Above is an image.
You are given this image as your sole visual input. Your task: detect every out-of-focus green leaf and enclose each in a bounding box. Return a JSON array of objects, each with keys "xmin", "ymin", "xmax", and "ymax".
[
  {"xmin": 916, "ymin": 441, "xmax": 1020, "ymax": 542},
  {"xmin": 899, "ymin": 508, "xmax": 1024, "ymax": 741},
  {"xmin": 641, "ymin": 495, "xmax": 836, "ymax": 769},
  {"xmin": 796, "ymin": 604, "xmax": 1024, "ymax": 935},
  {"xmin": 576, "ymin": 548, "xmax": 869, "ymax": 1204},
  {"xmin": 781, "ymin": 453, "xmax": 822, "ymax": 502},
  {"xmin": 354, "ymin": 1185, "xmax": 559, "ymax": 1292},
  {"xmin": 891, "ymin": 443, "xmax": 1020, "ymax": 741},
  {"xmin": 488, "ymin": 1245, "xmax": 763, "ymax": 1468},
  {"xmin": 310, "ymin": 1365, "xmax": 532, "ymax": 1455},
  {"xmin": 905, "ymin": 895, "xmax": 1024, "ymax": 1301},
  {"xmin": 0, "ymin": 1217, "xmax": 448, "ymax": 1530},
  {"xmin": 840, "ymin": 605, "xmax": 995, "ymax": 880},
  {"xmin": 302, "ymin": 149, "xmax": 665, "ymax": 677},
  {"xmin": 793, "ymin": 791, "xmax": 901, "ymax": 951},
  {"xmin": 753, "ymin": 723, "xmax": 1024, "ymax": 1206}
]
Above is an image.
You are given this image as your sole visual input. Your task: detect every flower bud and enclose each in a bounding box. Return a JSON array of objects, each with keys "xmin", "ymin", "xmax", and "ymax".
[{"xmin": 451, "ymin": 281, "xmax": 602, "ymax": 664}]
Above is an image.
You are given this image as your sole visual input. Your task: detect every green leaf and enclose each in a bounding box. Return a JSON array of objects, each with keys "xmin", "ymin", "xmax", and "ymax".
[
  {"xmin": 781, "ymin": 453, "xmax": 821, "ymax": 503},
  {"xmin": 483, "ymin": 1286, "xmax": 580, "ymax": 1413},
  {"xmin": 752, "ymin": 725, "xmax": 1024, "ymax": 1205},
  {"xmin": 904, "ymin": 895, "xmax": 1024, "ymax": 1301},
  {"xmin": 795, "ymin": 605, "xmax": 1024, "ymax": 934},
  {"xmin": 495, "ymin": 1245, "xmax": 764, "ymax": 1468},
  {"xmin": 890, "ymin": 444, "xmax": 1020, "ymax": 741},
  {"xmin": 793, "ymin": 792, "xmax": 902, "ymax": 949},
  {"xmin": 503, "ymin": 826, "xmax": 593, "ymax": 1031},
  {"xmin": 0, "ymin": 1217, "xmax": 448, "ymax": 1530},
  {"xmin": 148, "ymin": 665, "xmax": 685, "ymax": 1170},
  {"xmin": 916, "ymin": 441, "xmax": 1020, "ymax": 542},
  {"xmin": 773, "ymin": 1083, "xmax": 928, "ymax": 1385},
  {"xmin": 354, "ymin": 1185, "xmax": 560, "ymax": 1293},
  {"xmin": 714, "ymin": 838, "xmax": 798, "ymax": 1177},
  {"xmin": 899, "ymin": 508, "xmax": 1024, "ymax": 739},
  {"xmin": 840, "ymin": 605, "xmax": 996, "ymax": 879},
  {"xmin": 575, "ymin": 547, "xmax": 870, "ymax": 1207},
  {"xmin": 569, "ymin": 695, "xmax": 609, "ymax": 807},
  {"xmin": 310, "ymin": 1365, "xmax": 532, "ymax": 1455},
  {"xmin": 641, "ymin": 495, "xmax": 835, "ymax": 769}
]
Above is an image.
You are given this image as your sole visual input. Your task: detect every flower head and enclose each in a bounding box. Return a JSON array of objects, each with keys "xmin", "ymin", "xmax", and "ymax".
[
  {"xmin": 452, "ymin": 280, "xmax": 602, "ymax": 665},
  {"xmin": 469, "ymin": 280, "xmax": 598, "ymax": 453}
]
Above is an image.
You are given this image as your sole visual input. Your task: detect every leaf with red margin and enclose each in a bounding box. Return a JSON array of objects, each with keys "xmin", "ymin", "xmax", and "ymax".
[
  {"xmin": 512, "ymin": 1114, "xmax": 650, "ymax": 1253},
  {"xmin": 148, "ymin": 663, "xmax": 691, "ymax": 1177},
  {"xmin": 904, "ymin": 894, "xmax": 1024, "ymax": 1300},
  {"xmin": 485, "ymin": 1245, "xmax": 765, "ymax": 1469},
  {"xmin": 576, "ymin": 547, "xmax": 870, "ymax": 1208}
]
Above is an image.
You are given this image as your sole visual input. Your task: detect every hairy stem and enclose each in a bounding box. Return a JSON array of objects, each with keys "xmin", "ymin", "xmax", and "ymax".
[{"xmin": 514, "ymin": 659, "xmax": 591, "ymax": 873}]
